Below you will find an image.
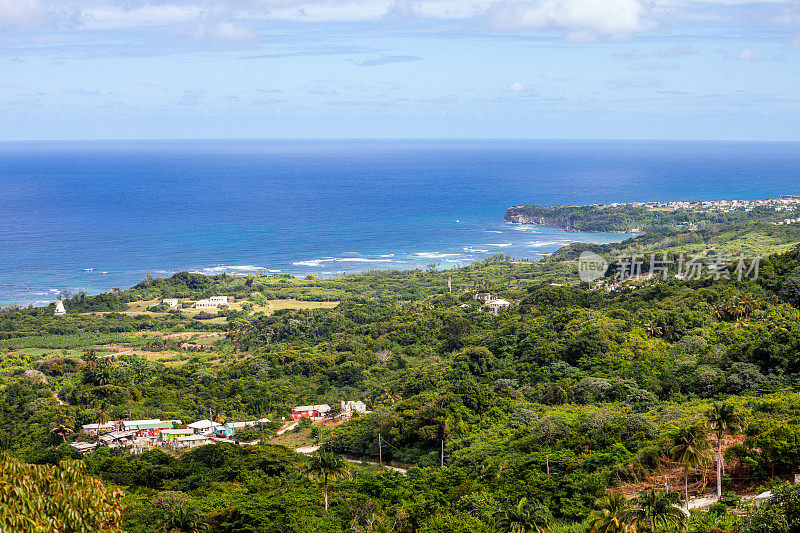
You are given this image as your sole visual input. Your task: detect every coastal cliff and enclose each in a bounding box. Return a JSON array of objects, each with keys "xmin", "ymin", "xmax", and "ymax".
[{"xmin": 504, "ymin": 207, "xmax": 578, "ymax": 230}]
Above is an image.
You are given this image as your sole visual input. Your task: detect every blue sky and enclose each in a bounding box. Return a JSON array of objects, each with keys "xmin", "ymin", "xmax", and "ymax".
[{"xmin": 0, "ymin": 0, "xmax": 798, "ymax": 140}]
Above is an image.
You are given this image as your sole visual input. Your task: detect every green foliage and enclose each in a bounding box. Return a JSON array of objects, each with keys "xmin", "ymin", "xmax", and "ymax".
[
  {"xmin": 743, "ymin": 482, "xmax": 800, "ymax": 533},
  {"xmin": 4, "ymin": 226, "xmax": 800, "ymax": 532},
  {"xmin": 0, "ymin": 453, "xmax": 125, "ymax": 532}
]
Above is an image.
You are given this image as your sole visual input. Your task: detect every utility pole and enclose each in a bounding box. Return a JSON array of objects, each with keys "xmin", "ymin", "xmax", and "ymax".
[
  {"xmin": 441, "ymin": 439, "xmax": 444, "ymax": 468},
  {"xmin": 378, "ymin": 433, "xmax": 383, "ymax": 466},
  {"xmin": 546, "ymin": 455, "xmax": 550, "ymax": 476}
]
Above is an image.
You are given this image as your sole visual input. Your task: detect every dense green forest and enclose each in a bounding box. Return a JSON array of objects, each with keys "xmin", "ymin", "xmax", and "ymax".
[{"xmin": 5, "ymin": 216, "xmax": 800, "ymax": 532}]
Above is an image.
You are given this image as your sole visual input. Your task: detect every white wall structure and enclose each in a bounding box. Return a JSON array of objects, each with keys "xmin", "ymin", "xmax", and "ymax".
[
  {"xmin": 54, "ymin": 300, "xmax": 66, "ymax": 315},
  {"xmin": 488, "ymin": 299, "xmax": 511, "ymax": 315}
]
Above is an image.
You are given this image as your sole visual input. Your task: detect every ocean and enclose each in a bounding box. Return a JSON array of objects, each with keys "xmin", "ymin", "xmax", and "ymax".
[{"xmin": 1, "ymin": 139, "xmax": 798, "ymax": 306}]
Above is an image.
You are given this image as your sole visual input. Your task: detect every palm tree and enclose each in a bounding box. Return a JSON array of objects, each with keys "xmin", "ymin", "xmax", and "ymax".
[
  {"xmin": 624, "ymin": 490, "xmax": 686, "ymax": 533},
  {"xmin": 669, "ymin": 424, "xmax": 709, "ymax": 510},
  {"xmin": 304, "ymin": 451, "xmax": 352, "ymax": 511},
  {"xmin": 50, "ymin": 424, "xmax": 73, "ymax": 443},
  {"xmin": 495, "ymin": 498, "xmax": 551, "ymax": 533},
  {"xmin": 160, "ymin": 506, "xmax": 210, "ymax": 533},
  {"xmin": 589, "ymin": 493, "xmax": 630, "ymax": 533},
  {"xmin": 96, "ymin": 402, "xmax": 111, "ymax": 436},
  {"xmin": 705, "ymin": 403, "xmax": 745, "ymax": 499}
]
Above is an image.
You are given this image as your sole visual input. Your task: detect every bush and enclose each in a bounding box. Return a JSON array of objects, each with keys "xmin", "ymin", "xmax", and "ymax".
[
  {"xmin": 720, "ymin": 491, "xmax": 740, "ymax": 508},
  {"xmin": 708, "ymin": 501, "xmax": 727, "ymax": 516}
]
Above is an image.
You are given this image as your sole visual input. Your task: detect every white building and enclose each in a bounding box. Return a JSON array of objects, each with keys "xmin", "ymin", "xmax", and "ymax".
[
  {"xmin": 340, "ymin": 400, "xmax": 369, "ymax": 417},
  {"xmin": 163, "ymin": 299, "xmax": 179, "ymax": 308},
  {"xmin": 187, "ymin": 419, "xmax": 221, "ymax": 434},
  {"xmin": 194, "ymin": 296, "xmax": 228, "ymax": 309},
  {"xmin": 474, "ymin": 292, "xmax": 496, "ymax": 302},
  {"xmin": 488, "ymin": 299, "xmax": 511, "ymax": 315},
  {"xmin": 174, "ymin": 434, "xmax": 212, "ymax": 449},
  {"xmin": 54, "ymin": 300, "xmax": 66, "ymax": 316},
  {"xmin": 81, "ymin": 421, "xmax": 117, "ymax": 435}
]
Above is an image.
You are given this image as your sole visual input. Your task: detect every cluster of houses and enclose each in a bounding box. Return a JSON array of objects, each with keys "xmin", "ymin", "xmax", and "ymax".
[
  {"xmin": 608, "ymin": 196, "xmax": 800, "ymax": 213},
  {"xmin": 71, "ymin": 400, "xmax": 370, "ymax": 454},
  {"xmin": 291, "ymin": 400, "xmax": 369, "ymax": 421},
  {"xmin": 161, "ymin": 296, "xmax": 229, "ymax": 310},
  {"xmin": 473, "ymin": 293, "xmax": 512, "ymax": 315},
  {"xmin": 72, "ymin": 416, "xmax": 270, "ymax": 453}
]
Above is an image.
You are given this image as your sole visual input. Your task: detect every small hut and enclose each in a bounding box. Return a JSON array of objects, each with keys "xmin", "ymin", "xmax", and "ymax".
[{"xmin": 54, "ymin": 300, "xmax": 66, "ymax": 316}]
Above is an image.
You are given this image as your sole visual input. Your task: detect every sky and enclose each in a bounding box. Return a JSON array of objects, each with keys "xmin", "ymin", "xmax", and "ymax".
[{"xmin": 0, "ymin": 0, "xmax": 798, "ymax": 141}]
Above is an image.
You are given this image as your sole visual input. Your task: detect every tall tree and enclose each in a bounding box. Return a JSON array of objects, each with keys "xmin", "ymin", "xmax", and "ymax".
[
  {"xmin": 494, "ymin": 498, "xmax": 551, "ymax": 533},
  {"xmin": 624, "ymin": 490, "xmax": 686, "ymax": 533},
  {"xmin": 304, "ymin": 451, "xmax": 351, "ymax": 511},
  {"xmin": 705, "ymin": 402, "xmax": 745, "ymax": 499},
  {"xmin": 589, "ymin": 493, "xmax": 630, "ymax": 533},
  {"xmin": 670, "ymin": 424, "xmax": 709, "ymax": 510},
  {"xmin": 159, "ymin": 506, "xmax": 210, "ymax": 533}
]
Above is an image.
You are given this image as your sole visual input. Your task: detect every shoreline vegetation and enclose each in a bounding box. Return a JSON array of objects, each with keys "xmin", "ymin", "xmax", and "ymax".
[
  {"xmin": 505, "ymin": 195, "xmax": 800, "ymax": 233},
  {"xmin": 5, "ymin": 198, "xmax": 800, "ymax": 531}
]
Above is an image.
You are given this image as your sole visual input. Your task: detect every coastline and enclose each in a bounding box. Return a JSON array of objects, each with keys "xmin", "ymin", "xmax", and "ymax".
[{"xmin": 1, "ymin": 223, "xmax": 632, "ymax": 307}]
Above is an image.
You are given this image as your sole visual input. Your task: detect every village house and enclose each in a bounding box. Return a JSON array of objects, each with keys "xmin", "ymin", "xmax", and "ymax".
[
  {"xmin": 70, "ymin": 441, "xmax": 98, "ymax": 453},
  {"xmin": 173, "ymin": 434, "xmax": 212, "ymax": 449},
  {"xmin": 81, "ymin": 421, "xmax": 118, "ymax": 435},
  {"xmin": 487, "ymin": 299, "xmax": 511, "ymax": 315},
  {"xmin": 213, "ymin": 421, "xmax": 250, "ymax": 438},
  {"xmin": 474, "ymin": 292, "xmax": 496, "ymax": 302},
  {"xmin": 99, "ymin": 430, "xmax": 136, "ymax": 448},
  {"xmin": 187, "ymin": 419, "xmax": 220, "ymax": 434},
  {"xmin": 162, "ymin": 298, "xmax": 179, "ymax": 308},
  {"xmin": 121, "ymin": 419, "xmax": 178, "ymax": 437},
  {"xmin": 291, "ymin": 404, "xmax": 331, "ymax": 420},
  {"xmin": 209, "ymin": 296, "xmax": 228, "ymax": 305},
  {"xmin": 339, "ymin": 400, "xmax": 369, "ymax": 418},
  {"xmin": 161, "ymin": 429, "xmax": 194, "ymax": 441}
]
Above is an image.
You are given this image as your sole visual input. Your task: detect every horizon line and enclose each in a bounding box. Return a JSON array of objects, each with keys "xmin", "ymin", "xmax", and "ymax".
[{"xmin": 1, "ymin": 137, "xmax": 799, "ymax": 144}]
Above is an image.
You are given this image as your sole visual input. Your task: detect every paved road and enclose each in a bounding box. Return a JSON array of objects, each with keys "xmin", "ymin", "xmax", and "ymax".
[{"xmin": 293, "ymin": 444, "xmax": 407, "ymax": 474}]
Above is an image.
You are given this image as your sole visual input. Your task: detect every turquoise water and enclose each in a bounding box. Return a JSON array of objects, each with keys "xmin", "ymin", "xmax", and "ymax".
[{"xmin": 1, "ymin": 139, "xmax": 798, "ymax": 306}]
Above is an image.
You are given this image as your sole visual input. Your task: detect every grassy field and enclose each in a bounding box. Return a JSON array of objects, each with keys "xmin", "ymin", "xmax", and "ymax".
[
  {"xmin": 120, "ymin": 298, "xmax": 339, "ymax": 317},
  {"xmin": 9, "ymin": 347, "xmax": 115, "ymax": 358},
  {"xmin": 266, "ymin": 427, "xmax": 316, "ymax": 449}
]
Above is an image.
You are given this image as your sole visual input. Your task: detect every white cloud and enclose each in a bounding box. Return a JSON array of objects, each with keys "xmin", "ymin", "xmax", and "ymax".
[
  {"xmin": 737, "ymin": 48, "xmax": 763, "ymax": 61},
  {"xmin": 484, "ymin": 0, "xmax": 655, "ymax": 40},
  {"xmin": 80, "ymin": 5, "xmax": 202, "ymax": 30},
  {"xmin": 510, "ymin": 81, "xmax": 525, "ymax": 92},
  {"xmin": 0, "ymin": 0, "xmax": 798, "ymax": 54},
  {"xmin": 0, "ymin": 0, "xmax": 53, "ymax": 29},
  {"xmin": 195, "ymin": 21, "xmax": 258, "ymax": 44}
]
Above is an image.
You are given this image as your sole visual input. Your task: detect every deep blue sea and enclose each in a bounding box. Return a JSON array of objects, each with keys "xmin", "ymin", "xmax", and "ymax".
[{"xmin": 1, "ymin": 139, "xmax": 799, "ymax": 306}]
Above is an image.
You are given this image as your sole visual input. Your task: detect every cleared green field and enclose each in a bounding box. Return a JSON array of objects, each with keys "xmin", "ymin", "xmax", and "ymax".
[{"xmin": 0, "ymin": 333, "xmax": 138, "ymax": 350}]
